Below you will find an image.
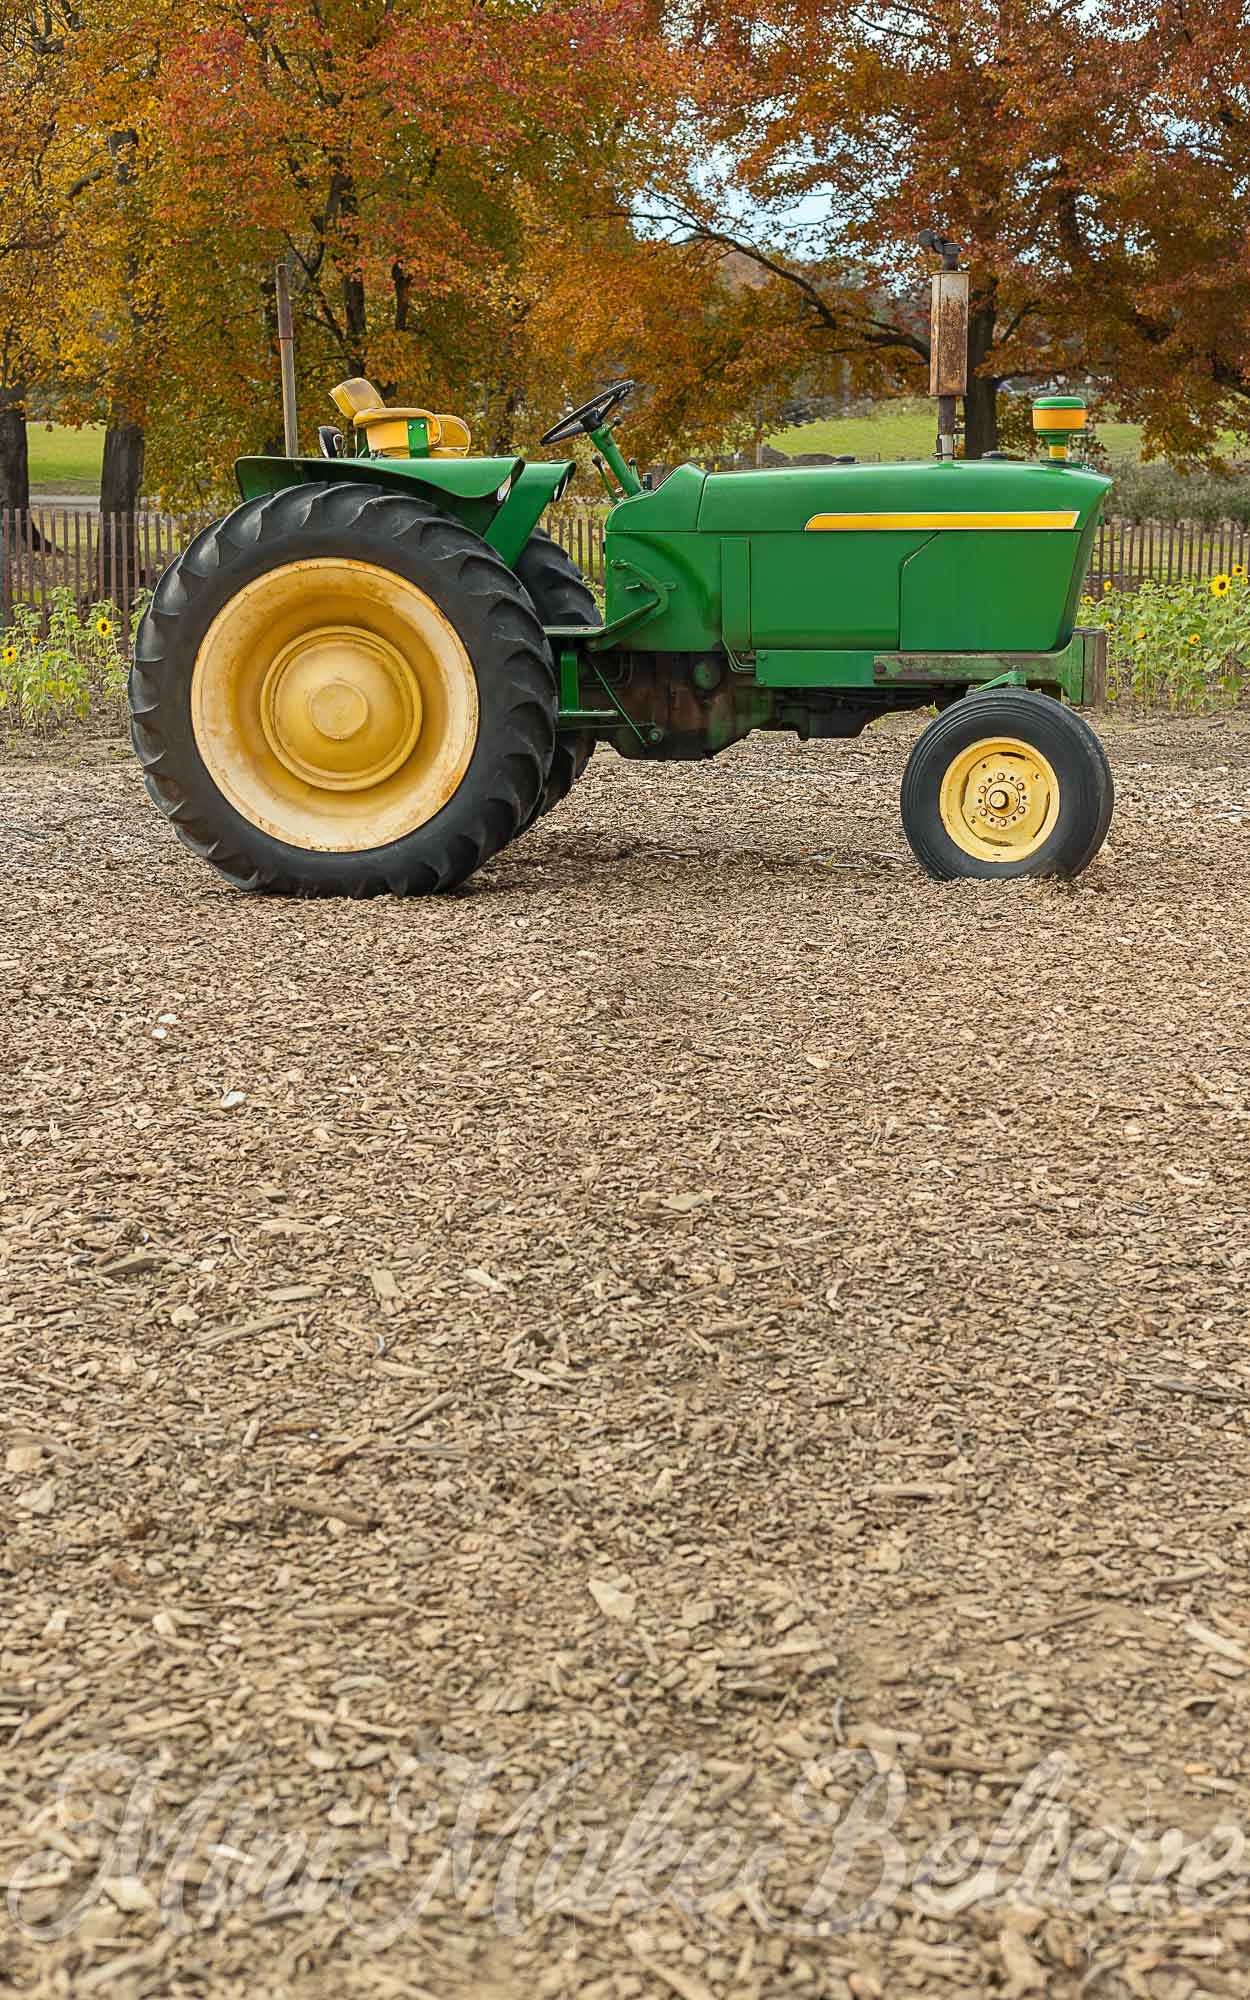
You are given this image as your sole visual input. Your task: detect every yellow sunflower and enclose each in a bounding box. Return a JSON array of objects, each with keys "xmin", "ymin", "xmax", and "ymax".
[
  {"xmin": 94, "ymin": 614, "xmax": 113, "ymax": 637},
  {"xmin": 2, "ymin": 644, "xmax": 17, "ymax": 666},
  {"xmin": 1233, "ymin": 564, "xmax": 1246, "ymax": 579},
  {"xmin": 1135, "ymin": 628, "xmax": 1146, "ymax": 640},
  {"xmin": 1211, "ymin": 575, "xmax": 1232, "ymax": 598},
  {"xmin": 1188, "ymin": 633, "xmax": 1201, "ymax": 645},
  {"xmin": 1102, "ymin": 580, "xmax": 1114, "ymax": 593}
]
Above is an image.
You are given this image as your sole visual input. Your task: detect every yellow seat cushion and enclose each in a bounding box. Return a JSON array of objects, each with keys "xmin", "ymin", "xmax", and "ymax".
[{"xmin": 355, "ymin": 406, "xmax": 442, "ymax": 428}]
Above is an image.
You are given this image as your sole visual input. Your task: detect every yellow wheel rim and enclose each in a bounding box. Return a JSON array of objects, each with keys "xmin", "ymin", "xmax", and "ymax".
[
  {"xmin": 938, "ymin": 734, "xmax": 1061, "ymax": 865},
  {"xmin": 190, "ymin": 558, "xmax": 478, "ymax": 852}
]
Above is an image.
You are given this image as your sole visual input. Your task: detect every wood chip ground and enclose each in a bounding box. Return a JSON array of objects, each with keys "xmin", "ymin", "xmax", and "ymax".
[{"xmin": 3, "ymin": 713, "xmax": 1250, "ymax": 1999}]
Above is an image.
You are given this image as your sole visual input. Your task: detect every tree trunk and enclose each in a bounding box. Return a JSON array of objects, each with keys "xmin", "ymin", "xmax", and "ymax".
[
  {"xmin": 962, "ymin": 298, "xmax": 1001, "ymax": 458},
  {"xmin": 488, "ymin": 385, "xmax": 522, "ymax": 458},
  {"xmin": 0, "ymin": 392, "xmax": 30, "ymax": 513},
  {"xmin": 98, "ymin": 417, "xmax": 145, "ymax": 610},
  {"xmin": 963, "ymin": 375, "xmax": 1001, "ymax": 458},
  {"xmin": 100, "ymin": 417, "xmax": 144, "ymax": 513},
  {"xmin": 342, "ymin": 265, "xmax": 367, "ymax": 379}
]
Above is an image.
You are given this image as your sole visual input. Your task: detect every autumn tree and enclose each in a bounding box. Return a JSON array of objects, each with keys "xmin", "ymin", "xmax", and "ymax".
[
  {"xmin": 518, "ymin": 214, "xmax": 819, "ymax": 465},
  {"xmin": 0, "ymin": 6, "xmax": 77, "ymax": 511},
  {"xmin": 126, "ymin": 0, "xmax": 670, "ymax": 503},
  {"xmin": 1070, "ymin": 0, "xmax": 1250, "ymax": 458},
  {"xmin": 3, "ymin": 0, "xmax": 675, "ymax": 510},
  {"xmin": 0, "ymin": 0, "xmax": 167, "ymax": 537},
  {"xmin": 597, "ymin": 1, "xmax": 1158, "ymax": 456},
  {"xmin": 552, "ymin": 0, "xmax": 1244, "ymax": 463}
]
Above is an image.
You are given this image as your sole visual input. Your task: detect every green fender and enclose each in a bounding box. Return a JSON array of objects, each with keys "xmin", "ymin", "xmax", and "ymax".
[
  {"xmin": 487, "ymin": 461, "xmax": 576, "ymax": 565},
  {"xmin": 234, "ymin": 454, "xmax": 575, "ymax": 571}
]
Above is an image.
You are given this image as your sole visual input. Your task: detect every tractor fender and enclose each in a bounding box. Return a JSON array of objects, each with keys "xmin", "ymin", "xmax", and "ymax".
[
  {"xmin": 234, "ymin": 454, "xmax": 575, "ymax": 569},
  {"xmin": 235, "ymin": 452, "xmax": 526, "ymax": 543},
  {"xmin": 486, "ymin": 462, "xmax": 578, "ymax": 568}
]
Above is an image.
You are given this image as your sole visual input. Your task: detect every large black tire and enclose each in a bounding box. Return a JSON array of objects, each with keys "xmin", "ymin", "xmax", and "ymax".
[
  {"xmin": 129, "ymin": 483, "xmax": 556, "ymax": 895},
  {"xmin": 514, "ymin": 530, "xmax": 600, "ymax": 827},
  {"xmin": 900, "ymin": 689, "xmax": 1113, "ymax": 881}
]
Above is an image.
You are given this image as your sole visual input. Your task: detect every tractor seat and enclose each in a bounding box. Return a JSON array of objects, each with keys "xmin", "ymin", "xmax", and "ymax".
[{"xmin": 329, "ymin": 377, "xmax": 472, "ymax": 458}]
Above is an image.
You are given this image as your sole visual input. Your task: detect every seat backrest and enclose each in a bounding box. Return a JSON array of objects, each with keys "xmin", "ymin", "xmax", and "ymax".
[{"xmin": 329, "ymin": 377, "xmax": 386, "ymax": 422}]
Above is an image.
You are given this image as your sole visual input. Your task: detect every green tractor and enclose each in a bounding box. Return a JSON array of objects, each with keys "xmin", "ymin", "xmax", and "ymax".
[{"xmin": 130, "ymin": 378, "xmax": 1113, "ymax": 893}]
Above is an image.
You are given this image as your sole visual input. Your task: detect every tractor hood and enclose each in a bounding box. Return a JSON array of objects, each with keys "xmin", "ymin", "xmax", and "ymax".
[
  {"xmin": 602, "ymin": 453, "xmax": 1113, "ymax": 660},
  {"xmin": 696, "ymin": 456, "xmax": 1112, "ymax": 534}
]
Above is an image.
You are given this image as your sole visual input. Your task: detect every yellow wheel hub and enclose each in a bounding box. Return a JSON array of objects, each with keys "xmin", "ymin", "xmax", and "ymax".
[
  {"xmin": 191, "ymin": 558, "xmax": 478, "ymax": 852},
  {"xmin": 259, "ymin": 627, "xmax": 422, "ymax": 791},
  {"xmin": 938, "ymin": 734, "xmax": 1061, "ymax": 864}
]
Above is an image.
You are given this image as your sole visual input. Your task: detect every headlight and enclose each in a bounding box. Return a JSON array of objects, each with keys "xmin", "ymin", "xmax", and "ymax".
[{"xmin": 496, "ymin": 476, "xmax": 512, "ymax": 504}]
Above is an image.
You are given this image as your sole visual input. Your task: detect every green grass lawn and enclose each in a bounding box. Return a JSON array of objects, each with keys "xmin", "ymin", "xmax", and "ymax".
[
  {"xmin": 768, "ymin": 398, "xmax": 1249, "ymax": 463},
  {"xmin": 769, "ymin": 400, "xmax": 938, "ymax": 460},
  {"xmin": 27, "ymin": 422, "xmax": 104, "ymax": 494},
  {"xmin": 767, "ymin": 398, "xmax": 1153, "ymax": 461}
]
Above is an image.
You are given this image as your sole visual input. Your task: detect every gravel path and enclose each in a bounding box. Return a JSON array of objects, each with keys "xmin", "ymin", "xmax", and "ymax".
[{"xmin": 4, "ymin": 713, "xmax": 1250, "ymax": 2000}]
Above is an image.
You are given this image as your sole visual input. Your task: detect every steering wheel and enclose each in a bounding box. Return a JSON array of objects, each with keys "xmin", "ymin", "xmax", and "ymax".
[{"xmin": 539, "ymin": 379, "xmax": 635, "ymax": 448}]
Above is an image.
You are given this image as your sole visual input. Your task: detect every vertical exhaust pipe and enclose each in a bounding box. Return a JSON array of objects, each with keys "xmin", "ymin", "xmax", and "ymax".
[
  {"xmin": 920, "ymin": 230, "xmax": 967, "ymax": 460},
  {"xmin": 275, "ymin": 262, "xmax": 299, "ymax": 458}
]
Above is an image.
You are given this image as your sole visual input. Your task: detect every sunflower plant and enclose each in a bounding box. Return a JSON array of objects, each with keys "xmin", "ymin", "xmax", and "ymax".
[
  {"xmin": 1079, "ymin": 568, "xmax": 1250, "ymax": 709},
  {"xmin": 0, "ymin": 587, "xmax": 147, "ymax": 734}
]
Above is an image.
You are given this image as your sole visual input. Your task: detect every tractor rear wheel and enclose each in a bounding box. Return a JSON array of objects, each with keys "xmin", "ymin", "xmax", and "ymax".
[
  {"xmin": 129, "ymin": 483, "xmax": 556, "ymax": 894},
  {"xmin": 514, "ymin": 530, "xmax": 599, "ymax": 827},
  {"xmin": 900, "ymin": 689, "xmax": 1113, "ymax": 880}
]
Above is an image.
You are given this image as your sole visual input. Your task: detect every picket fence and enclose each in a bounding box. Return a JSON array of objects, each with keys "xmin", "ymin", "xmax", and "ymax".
[{"xmin": 3, "ymin": 503, "xmax": 1250, "ymax": 640}]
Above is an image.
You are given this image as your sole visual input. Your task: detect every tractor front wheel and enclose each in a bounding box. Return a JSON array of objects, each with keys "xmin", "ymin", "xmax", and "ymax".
[
  {"xmin": 900, "ymin": 689, "xmax": 1113, "ymax": 881},
  {"xmin": 130, "ymin": 484, "xmax": 556, "ymax": 894}
]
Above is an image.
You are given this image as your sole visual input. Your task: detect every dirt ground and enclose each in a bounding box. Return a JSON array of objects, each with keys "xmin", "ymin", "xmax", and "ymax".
[{"xmin": 3, "ymin": 711, "xmax": 1250, "ymax": 2000}]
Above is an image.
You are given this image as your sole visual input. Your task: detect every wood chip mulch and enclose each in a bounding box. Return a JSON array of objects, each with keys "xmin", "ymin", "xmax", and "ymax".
[{"xmin": 3, "ymin": 710, "xmax": 1250, "ymax": 2000}]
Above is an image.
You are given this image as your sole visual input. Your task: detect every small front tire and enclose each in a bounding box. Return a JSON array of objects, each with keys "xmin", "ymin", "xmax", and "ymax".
[{"xmin": 900, "ymin": 689, "xmax": 1113, "ymax": 881}]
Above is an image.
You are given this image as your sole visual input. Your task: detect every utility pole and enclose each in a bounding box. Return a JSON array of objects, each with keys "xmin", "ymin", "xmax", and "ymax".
[{"xmin": 919, "ymin": 229, "xmax": 968, "ymax": 460}]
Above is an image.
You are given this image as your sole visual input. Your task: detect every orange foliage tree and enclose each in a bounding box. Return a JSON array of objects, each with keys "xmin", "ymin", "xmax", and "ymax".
[
  {"xmin": 2, "ymin": 1, "xmax": 168, "ymax": 518},
  {"xmin": 1072, "ymin": 0, "xmax": 1250, "ymax": 458},
  {"xmin": 0, "ymin": 7, "xmax": 80, "ymax": 512},
  {"xmin": 579, "ymin": 0, "xmax": 1250, "ymax": 461},
  {"xmin": 3, "ymin": 0, "xmax": 674, "ymax": 508},
  {"xmin": 128, "ymin": 0, "xmax": 670, "ymax": 502}
]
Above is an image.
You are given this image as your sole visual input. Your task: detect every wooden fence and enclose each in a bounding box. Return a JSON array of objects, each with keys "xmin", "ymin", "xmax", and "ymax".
[
  {"xmin": 0, "ymin": 508, "xmax": 211, "ymax": 636},
  {"xmin": 4, "ymin": 503, "xmax": 1250, "ymax": 637},
  {"xmin": 1082, "ymin": 517, "xmax": 1250, "ymax": 594}
]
